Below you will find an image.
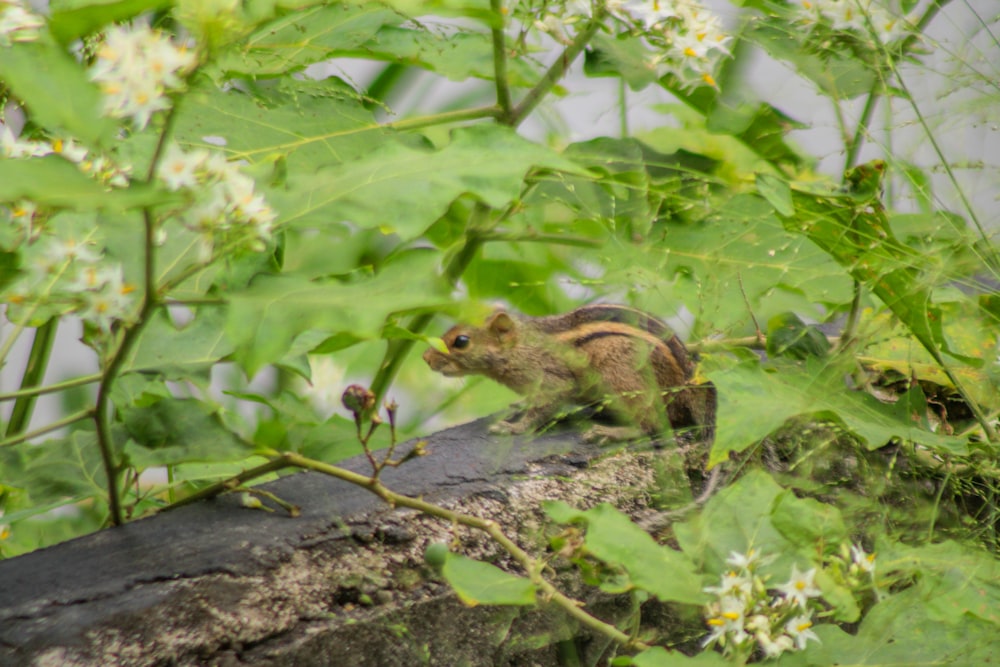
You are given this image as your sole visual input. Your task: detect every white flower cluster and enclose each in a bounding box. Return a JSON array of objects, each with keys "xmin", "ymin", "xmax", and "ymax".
[
  {"xmin": 543, "ymin": 0, "xmax": 731, "ymax": 88},
  {"xmin": 88, "ymin": 23, "xmax": 196, "ymax": 129},
  {"xmin": 701, "ymin": 545, "xmax": 875, "ymax": 660},
  {"xmin": 155, "ymin": 143, "xmax": 276, "ymax": 261},
  {"xmin": 798, "ymin": 0, "xmax": 914, "ymax": 46},
  {"xmin": 0, "ymin": 0, "xmax": 43, "ymax": 46},
  {"xmin": 4, "ymin": 230, "xmax": 135, "ymax": 333},
  {"xmin": 1, "ymin": 124, "xmax": 132, "ymax": 189}
]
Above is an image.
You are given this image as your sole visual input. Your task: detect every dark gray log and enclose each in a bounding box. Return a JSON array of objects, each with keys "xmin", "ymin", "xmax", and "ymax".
[{"xmin": 0, "ymin": 418, "xmax": 688, "ymax": 666}]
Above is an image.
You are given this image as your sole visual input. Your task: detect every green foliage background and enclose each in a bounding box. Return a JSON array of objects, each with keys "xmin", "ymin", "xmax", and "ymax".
[{"xmin": 1, "ymin": 0, "xmax": 1000, "ymax": 662}]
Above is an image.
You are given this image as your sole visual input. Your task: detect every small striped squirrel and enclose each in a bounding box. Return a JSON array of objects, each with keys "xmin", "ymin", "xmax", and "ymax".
[{"xmin": 423, "ymin": 305, "xmax": 716, "ymax": 442}]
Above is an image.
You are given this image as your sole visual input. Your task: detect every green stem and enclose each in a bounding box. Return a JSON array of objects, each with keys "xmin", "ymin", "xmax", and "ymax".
[
  {"xmin": 490, "ymin": 0, "xmax": 514, "ymax": 120},
  {"xmin": 385, "ymin": 106, "xmax": 502, "ymax": 132},
  {"xmin": 369, "ymin": 204, "xmax": 493, "ymax": 405},
  {"xmin": 0, "ymin": 408, "xmax": 94, "ymax": 448},
  {"xmin": 92, "ymin": 83, "xmax": 190, "ymax": 527},
  {"xmin": 618, "ymin": 76, "xmax": 628, "ymax": 138},
  {"xmin": 843, "ymin": 86, "xmax": 880, "ymax": 174},
  {"xmin": 508, "ymin": 9, "xmax": 604, "ymax": 128},
  {"xmin": 0, "ymin": 372, "xmax": 102, "ymax": 403},
  {"xmin": 4, "ymin": 319, "xmax": 57, "ymax": 438}
]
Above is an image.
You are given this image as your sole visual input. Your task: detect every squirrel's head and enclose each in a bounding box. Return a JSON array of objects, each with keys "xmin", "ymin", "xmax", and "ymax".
[{"xmin": 422, "ymin": 310, "xmax": 518, "ymax": 376}]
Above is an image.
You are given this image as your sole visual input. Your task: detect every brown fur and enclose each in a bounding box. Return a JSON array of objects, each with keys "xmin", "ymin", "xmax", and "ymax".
[{"xmin": 423, "ymin": 305, "xmax": 716, "ymax": 442}]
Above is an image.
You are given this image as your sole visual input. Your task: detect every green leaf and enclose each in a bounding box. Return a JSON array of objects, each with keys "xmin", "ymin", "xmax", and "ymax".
[
  {"xmin": 270, "ymin": 124, "xmax": 586, "ymax": 240},
  {"xmin": 708, "ymin": 357, "xmax": 968, "ymax": 466},
  {"xmin": 766, "ymin": 312, "xmax": 832, "ymax": 360},
  {"xmin": 746, "ymin": 20, "xmax": 878, "ymax": 100},
  {"xmin": 585, "ymin": 32, "xmax": 660, "ymax": 90},
  {"xmin": 0, "ymin": 39, "xmax": 117, "ymax": 147},
  {"xmin": 125, "ymin": 308, "xmax": 234, "ymax": 379},
  {"xmin": 225, "ymin": 250, "xmax": 450, "ymax": 376},
  {"xmin": 543, "ymin": 502, "xmax": 705, "ymax": 604},
  {"xmin": 14, "ymin": 431, "xmax": 109, "ymax": 504},
  {"xmin": 791, "ymin": 569, "xmax": 1000, "ymax": 666},
  {"xmin": 756, "ymin": 172, "xmax": 794, "ymax": 217},
  {"xmin": 213, "ymin": 3, "xmax": 402, "ymax": 77},
  {"xmin": 440, "ymin": 551, "xmax": 536, "ymax": 606},
  {"xmin": 630, "ymin": 647, "xmax": 729, "ymax": 667},
  {"xmin": 172, "ymin": 78, "xmax": 387, "ymax": 172},
  {"xmin": 122, "ymin": 397, "xmax": 254, "ymax": 467},
  {"xmin": 770, "ymin": 490, "xmax": 848, "ymax": 548},
  {"xmin": 48, "ymin": 0, "xmax": 173, "ymax": 45},
  {"xmin": 0, "ymin": 157, "xmax": 170, "ymax": 210},
  {"xmin": 344, "ymin": 25, "xmax": 539, "ymax": 85},
  {"xmin": 674, "ymin": 470, "xmax": 795, "ymax": 575}
]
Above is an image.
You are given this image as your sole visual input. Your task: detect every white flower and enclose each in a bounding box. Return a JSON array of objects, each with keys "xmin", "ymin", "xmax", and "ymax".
[
  {"xmin": 704, "ymin": 570, "xmax": 753, "ymax": 598},
  {"xmin": 52, "ymin": 138, "xmax": 89, "ymax": 163},
  {"xmin": 0, "ymin": 2, "xmax": 44, "ymax": 46},
  {"xmin": 703, "ymin": 594, "xmax": 750, "ymax": 647},
  {"xmin": 43, "ymin": 237, "xmax": 100, "ymax": 266},
  {"xmin": 67, "ymin": 264, "xmax": 125, "ymax": 294},
  {"xmin": 850, "ymin": 544, "xmax": 876, "ymax": 574},
  {"xmin": 725, "ymin": 549, "xmax": 760, "ymax": 572},
  {"xmin": 785, "ymin": 614, "xmax": 820, "ymax": 650},
  {"xmin": 776, "ymin": 565, "xmax": 821, "ymax": 609},
  {"xmin": 1, "ymin": 125, "xmax": 52, "ymax": 158},
  {"xmin": 156, "ymin": 143, "xmax": 204, "ymax": 191},
  {"xmin": 757, "ymin": 630, "xmax": 795, "ymax": 658},
  {"xmin": 614, "ymin": 0, "xmax": 678, "ymax": 29},
  {"xmin": 89, "ymin": 23, "xmax": 195, "ymax": 129}
]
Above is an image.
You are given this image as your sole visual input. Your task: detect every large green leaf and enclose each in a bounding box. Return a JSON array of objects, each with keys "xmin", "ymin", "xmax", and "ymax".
[
  {"xmin": 745, "ymin": 20, "xmax": 878, "ymax": 100},
  {"xmin": 440, "ymin": 551, "xmax": 537, "ymax": 606},
  {"xmin": 269, "ymin": 123, "xmax": 587, "ymax": 240},
  {"xmin": 600, "ymin": 193, "xmax": 851, "ymax": 336},
  {"xmin": 48, "ymin": 0, "xmax": 173, "ymax": 45},
  {"xmin": 674, "ymin": 470, "xmax": 793, "ymax": 574},
  {"xmin": 172, "ymin": 78, "xmax": 387, "ymax": 171},
  {"xmin": 0, "ymin": 157, "xmax": 170, "ymax": 210},
  {"xmin": 708, "ymin": 357, "xmax": 969, "ymax": 466},
  {"xmin": 783, "ymin": 545, "xmax": 1000, "ymax": 666},
  {"xmin": 0, "ymin": 39, "xmax": 117, "ymax": 147},
  {"xmin": 3, "ymin": 430, "xmax": 106, "ymax": 505},
  {"xmin": 125, "ymin": 308, "xmax": 234, "ymax": 379},
  {"xmin": 631, "ymin": 647, "xmax": 729, "ymax": 667},
  {"xmin": 339, "ymin": 25, "xmax": 539, "ymax": 85},
  {"xmin": 121, "ymin": 397, "xmax": 254, "ymax": 467},
  {"xmin": 544, "ymin": 502, "xmax": 705, "ymax": 604},
  {"xmin": 213, "ymin": 3, "xmax": 402, "ymax": 76},
  {"xmin": 225, "ymin": 250, "xmax": 450, "ymax": 375}
]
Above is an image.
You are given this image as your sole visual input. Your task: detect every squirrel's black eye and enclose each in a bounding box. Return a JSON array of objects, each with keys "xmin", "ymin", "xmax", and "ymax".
[{"xmin": 452, "ymin": 335, "xmax": 470, "ymax": 350}]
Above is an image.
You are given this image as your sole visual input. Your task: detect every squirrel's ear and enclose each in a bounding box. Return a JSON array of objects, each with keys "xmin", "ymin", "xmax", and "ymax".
[{"xmin": 487, "ymin": 311, "xmax": 516, "ymax": 336}]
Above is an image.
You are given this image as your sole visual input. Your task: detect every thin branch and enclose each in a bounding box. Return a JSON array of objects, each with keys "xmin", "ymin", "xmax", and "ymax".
[
  {"xmin": 0, "ymin": 408, "xmax": 94, "ymax": 448},
  {"xmin": 93, "ymin": 79, "xmax": 191, "ymax": 526},
  {"xmin": 385, "ymin": 105, "xmax": 502, "ymax": 132},
  {"xmin": 508, "ymin": 9, "xmax": 605, "ymax": 128},
  {"xmin": 0, "ymin": 372, "xmax": 102, "ymax": 403}
]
